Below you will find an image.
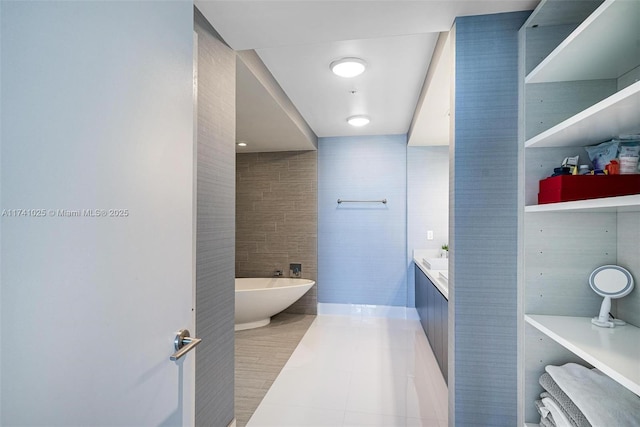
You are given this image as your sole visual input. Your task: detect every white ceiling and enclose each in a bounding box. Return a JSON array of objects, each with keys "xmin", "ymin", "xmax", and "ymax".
[
  {"xmin": 236, "ymin": 51, "xmax": 318, "ymax": 152},
  {"xmin": 407, "ymin": 31, "xmax": 452, "ymax": 147},
  {"xmin": 256, "ymin": 33, "xmax": 437, "ymax": 138},
  {"xmin": 196, "ymin": 0, "xmax": 539, "ymax": 151}
]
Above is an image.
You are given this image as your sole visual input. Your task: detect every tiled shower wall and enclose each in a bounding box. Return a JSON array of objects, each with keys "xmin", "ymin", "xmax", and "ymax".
[{"xmin": 236, "ymin": 151, "xmax": 318, "ymax": 314}]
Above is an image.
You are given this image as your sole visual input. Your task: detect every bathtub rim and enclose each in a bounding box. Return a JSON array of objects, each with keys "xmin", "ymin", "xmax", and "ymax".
[
  {"xmin": 234, "ymin": 277, "xmax": 315, "ymax": 331},
  {"xmin": 235, "ymin": 277, "xmax": 315, "ymax": 292}
]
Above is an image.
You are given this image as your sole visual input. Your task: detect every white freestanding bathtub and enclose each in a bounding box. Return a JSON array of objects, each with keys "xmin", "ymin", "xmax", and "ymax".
[{"xmin": 235, "ymin": 278, "xmax": 315, "ymax": 331}]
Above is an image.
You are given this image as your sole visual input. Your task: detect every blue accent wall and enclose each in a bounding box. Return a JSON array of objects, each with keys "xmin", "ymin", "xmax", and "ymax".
[
  {"xmin": 318, "ymin": 135, "xmax": 407, "ymax": 306},
  {"xmin": 452, "ymin": 11, "xmax": 530, "ymax": 426}
]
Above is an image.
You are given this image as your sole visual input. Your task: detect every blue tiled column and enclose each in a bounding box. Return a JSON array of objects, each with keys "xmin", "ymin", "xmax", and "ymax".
[{"xmin": 451, "ymin": 11, "xmax": 530, "ymax": 426}]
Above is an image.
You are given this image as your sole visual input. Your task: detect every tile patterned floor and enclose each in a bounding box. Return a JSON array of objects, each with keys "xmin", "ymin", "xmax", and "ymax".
[
  {"xmin": 235, "ymin": 313, "xmax": 317, "ymax": 427},
  {"xmin": 244, "ymin": 313, "xmax": 448, "ymax": 427}
]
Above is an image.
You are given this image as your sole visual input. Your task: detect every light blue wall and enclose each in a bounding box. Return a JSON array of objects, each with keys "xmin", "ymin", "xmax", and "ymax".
[
  {"xmin": 451, "ymin": 11, "xmax": 530, "ymax": 426},
  {"xmin": 407, "ymin": 146, "xmax": 449, "ymax": 307},
  {"xmin": 318, "ymin": 135, "xmax": 407, "ymax": 306}
]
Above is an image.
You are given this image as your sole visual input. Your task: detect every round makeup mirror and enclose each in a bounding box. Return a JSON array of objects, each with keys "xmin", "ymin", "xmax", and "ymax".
[{"xmin": 589, "ymin": 265, "xmax": 634, "ymax": 328}]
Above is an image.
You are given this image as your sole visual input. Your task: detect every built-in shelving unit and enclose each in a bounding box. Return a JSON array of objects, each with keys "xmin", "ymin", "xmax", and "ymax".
[
  {"xmin": 525, "ymin": 194, "xmax": 640, "ymax": 213},
  {"xmin": 525, "ymin": 81, "xmax": 640, "ymax": 148},
  {"xmin": 518, "ymin": 0, "xmax": 640, "ymax": 424},
  {"xmin": 526, "ymin": 315, "xmax": 640, "ymax": 395},
  {"xmin": 526, "ymin": 0, "xmax": 640, "ymax": 84}
]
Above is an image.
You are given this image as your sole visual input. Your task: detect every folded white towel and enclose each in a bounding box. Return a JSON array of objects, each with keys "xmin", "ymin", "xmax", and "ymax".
[
  {"xmin": 542, "ymin": 396, "xmax": 574, "ymax": 427},
  {"xmin": 546, "ymin": 363, "xmax": 640, "ymax": 427},
  {"xmin": 540, "ymin": 372, "xmax": 591, "ymax": 426}
]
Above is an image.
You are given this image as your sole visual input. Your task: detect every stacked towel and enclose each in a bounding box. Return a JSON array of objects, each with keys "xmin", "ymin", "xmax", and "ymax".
[
  {"xmin": 535, "ymin": 363, "xmax": 640, "ymax": 427},
  {"xmin": 540, "ymin": 373, "xmax": 590, "ymax": 426}
]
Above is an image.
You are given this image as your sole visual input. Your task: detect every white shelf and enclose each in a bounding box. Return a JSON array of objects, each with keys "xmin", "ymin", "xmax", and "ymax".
[
  {"xmin": 526, "ymin": 0, "xmax": 640, "ymax": 83},
  {"xmin": 525, "ymin": 194, "xmax": 640, "ymax": 213},
  {"xmin": 525, "ymin": 315, "xmax": 640, "ymax": 396},
  {"xmin": 525, "ymin": 80, "xmax": 640, "ymax": 148},
  {"xmin": 520, "ymin": 0, "xmax": 640, "ymax": 423},
  {"xmin": 524, "ymin": 0, "xmax": 602, "ymax": 28}
]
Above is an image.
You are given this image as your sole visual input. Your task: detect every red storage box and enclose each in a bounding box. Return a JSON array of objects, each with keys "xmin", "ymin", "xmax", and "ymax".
[{"xmin": 538, "ymin": 175, "xmax": 640, "ymax": 204}]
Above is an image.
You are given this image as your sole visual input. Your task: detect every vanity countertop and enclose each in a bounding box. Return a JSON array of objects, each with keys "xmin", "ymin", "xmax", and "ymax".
[{"xmin": 413, "ymin": 250, "xmax": 449, "ymax": 300}]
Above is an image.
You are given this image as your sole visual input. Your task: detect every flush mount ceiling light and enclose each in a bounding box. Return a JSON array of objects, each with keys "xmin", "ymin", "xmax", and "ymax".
[
  {"xmin": 330, "ymin": 58, "xmax": 366, "ymax": 78},
  {"xmin": 347, "ymin": 115, "xmax": 370, "ymax": 127},
  {"xmin": 236, "ymin": 141, "xmax": 247, "ymax": 147}
]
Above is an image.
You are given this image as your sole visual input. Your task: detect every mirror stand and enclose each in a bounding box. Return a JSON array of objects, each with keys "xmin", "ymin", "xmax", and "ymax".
[
  {"xmin": 589, "ymin": 265, "xmax": 634, "ymax": 329},
  {"xmin": 591, "ymin": 296, "xmax": 627, "ymax": 328}
]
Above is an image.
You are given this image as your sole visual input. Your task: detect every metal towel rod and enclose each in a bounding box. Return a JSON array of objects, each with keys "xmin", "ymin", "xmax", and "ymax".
[{"xmin": 337, "ymin": 199, "xmax": 387, "ymax": 204}]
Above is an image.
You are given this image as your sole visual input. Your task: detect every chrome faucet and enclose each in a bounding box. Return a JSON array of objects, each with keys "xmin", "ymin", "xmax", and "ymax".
[{"xmin": 273, "ymin": 269, "xmax": 283, "ymax": 277}]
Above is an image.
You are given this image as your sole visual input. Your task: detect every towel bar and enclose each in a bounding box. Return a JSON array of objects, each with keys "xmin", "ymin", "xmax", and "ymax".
[{"xmin": 337, "ymin": 199, "xmax": 387, "ymax": 204}]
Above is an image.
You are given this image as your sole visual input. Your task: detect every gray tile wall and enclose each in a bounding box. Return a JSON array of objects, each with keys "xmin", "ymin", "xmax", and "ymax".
[
  {"xmin": 194, "ymin": 8, "xmax": 236, "ymax": 427},
  {"xmin": 236, "ymin": 151, "xmax": 318, "ymax": 314}
]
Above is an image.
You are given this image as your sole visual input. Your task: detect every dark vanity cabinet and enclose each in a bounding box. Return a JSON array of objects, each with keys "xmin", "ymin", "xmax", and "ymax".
[{"xmin": 415, "ymin": 265, "xmax": 448, "ymax": 383}]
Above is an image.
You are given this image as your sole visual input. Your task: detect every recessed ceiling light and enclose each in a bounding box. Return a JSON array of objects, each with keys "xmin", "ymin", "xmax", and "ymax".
[
  {"xmin": 237, "ymin": 141, "xmax": 247, "ymax": 147},
  {"xmin": 330, "ymin": 58, "xmax": 366, "ymax": 78},
  {"xmin": 347, "ymin": 115, "xmax": 370, "ymax": 127}
]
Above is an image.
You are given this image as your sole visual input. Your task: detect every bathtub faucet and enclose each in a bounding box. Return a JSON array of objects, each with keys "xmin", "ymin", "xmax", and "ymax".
[{"xmin": 273, "ymin": 269, "xmax": 283, "ymax": 277}]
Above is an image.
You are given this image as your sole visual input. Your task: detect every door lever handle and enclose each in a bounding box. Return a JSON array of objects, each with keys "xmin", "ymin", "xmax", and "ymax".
[{"xmin": 170, "ymin": 329, "xmax": 202, "ymax": 361}]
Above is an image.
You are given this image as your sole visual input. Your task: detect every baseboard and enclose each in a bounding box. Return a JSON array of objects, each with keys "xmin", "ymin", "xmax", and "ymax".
[
  {"xmin": 227, "ymin": 418, "xmax": 236, "ymax": 427},
  {"xmin": 317, "ymin": 303, "xmax": 419, "ymax": 320}
]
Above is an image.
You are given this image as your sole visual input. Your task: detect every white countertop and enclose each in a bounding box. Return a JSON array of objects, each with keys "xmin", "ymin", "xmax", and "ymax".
[{"xmin": 413, "ymin": 249, "xmax": 449, "ymax": 300}]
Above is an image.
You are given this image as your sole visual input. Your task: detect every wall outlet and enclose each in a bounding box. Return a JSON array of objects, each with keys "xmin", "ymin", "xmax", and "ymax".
[{"xmin": 427, "ymin": 230, "xmax": 434, "ymax": 240}]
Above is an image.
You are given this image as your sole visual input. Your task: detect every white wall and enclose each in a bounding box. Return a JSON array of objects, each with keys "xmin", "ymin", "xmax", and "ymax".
[{"xmin": 1, "ymin": 2, "xmax": 195, "ymax": 424}]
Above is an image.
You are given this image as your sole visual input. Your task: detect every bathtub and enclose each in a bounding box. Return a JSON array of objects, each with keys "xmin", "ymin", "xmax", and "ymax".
[{"xmin": 235, "ymin": 277, "xmax": 315, "ymax": 331}]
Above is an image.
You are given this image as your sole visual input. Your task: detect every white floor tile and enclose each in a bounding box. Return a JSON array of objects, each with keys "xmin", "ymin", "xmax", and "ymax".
[
  {"xmin": 283, "ymin": 321, "xmax": 359, "ymax": 372},
  {"xmin": 355, "ymin": 326, "xmax": 418, "ymax": 351},
  {"xmin": 247, "ymin": 403, "xmax": 345, "ymax": 427},
  {"xmin": 405, "ymin": 416, "xmax": 445, "ymax": 427},
  {"xmin": 408, "ymin": 366, "xmax": 448, "ymax": 422},
  {"xmin": 345, "ymin": 370, "xmax": 411, "ymax": 417},
  {"xmin": 358, "ymin": 316, "xmax": 422, "ymax": 332},
  {"xmin": 342, "ymin": 412, "xmax": 444, "ymax": 427},
  {"xmin": 260, "ymin": 367, "xmax": 352, "ymax": 411},
  {"xmin": 284, "ymin": 341, "xmax": 356, "ymax": 372},
  {"xmin": 343, "ymin": 411, "xmax": 407, "ymax": 426},
  {"xmin": 302, "ymin": 322, "xmax": 360, "ymax": 350},
  {"xmin": 246, "ymin": 312, "xmax": 448, "ymax": 427},
  {"xmin": 311, "ymin": 313, "xmax": 364, "ymax": 328},
  {"xmin": 351, "ymin": 345, "xmax": 414, "ymax": 378}
]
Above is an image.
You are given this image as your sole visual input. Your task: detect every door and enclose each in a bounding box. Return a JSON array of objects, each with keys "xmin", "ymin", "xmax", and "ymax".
[{"xmin": 1, "ymin": 1, "xmax": 197, "ymax": 425}]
